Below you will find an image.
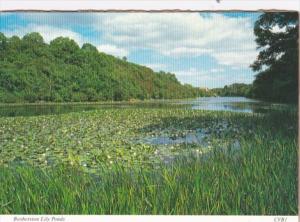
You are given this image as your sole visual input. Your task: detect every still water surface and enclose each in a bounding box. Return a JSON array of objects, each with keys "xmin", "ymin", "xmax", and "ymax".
[
  {"xmin": 178, "ymin": 97, "xmax": 287, "ymax": 113},
  {"xmin": 0, "ymin": 97, "xmax": 290, "ymax": 117}
]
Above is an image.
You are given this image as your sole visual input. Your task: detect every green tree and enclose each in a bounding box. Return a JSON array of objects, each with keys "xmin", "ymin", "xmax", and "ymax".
[
  {"xmin": 22, "ymin": 32, "xmax": 44, "ymax": 44},
  {"xmin": 0, "ymin": 32, "xmax": 7, "ymax": 51},
  {"xmin": 251, "ymin": 12, "xmax": 299, "ymax": 103},
  {"xmin": 82, "ymin": 43, "xmax": 98, "ymax": 53},
  {"xmin": 50, "ymin": 37, "xmax": 80, "ymax": 64}
]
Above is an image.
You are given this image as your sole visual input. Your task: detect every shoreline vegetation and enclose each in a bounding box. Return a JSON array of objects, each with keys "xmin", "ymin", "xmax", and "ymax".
[{"xmin": 0, "ymin": 98, "xmax": 197, "ymax": 107}]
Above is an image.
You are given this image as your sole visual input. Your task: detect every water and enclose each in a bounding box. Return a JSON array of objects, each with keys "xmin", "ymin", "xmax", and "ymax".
[
  {"xmin": 0, "ymin": 97, "xmax": 290, "ymax": 117},
  {"xmin": 179, "ymin": 96, "xmax": 288, "ymax": 113},
  {"xmin": 0, "ymin": 102, "xmax": 182, "ymax": 117},
  {"xmin": 140, "ymin": 128, "xmax": 209, "ymax": 146}
]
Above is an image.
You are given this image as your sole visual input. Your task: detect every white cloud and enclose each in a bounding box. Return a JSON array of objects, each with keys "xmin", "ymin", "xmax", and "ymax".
[
  {"xmin": 91, "ymin": 13, "xmax": 258, "ymax": 68},
  {"xmin": 214, "ymin": 51, "xmax": 258, "ymax": 67},
  {"xmin": 210, "ymin": 68, "xmax": 225, "ymax": 73},
  {"xmin": 165, "ymin": 47, "xmax": 212, "ymax": 57},
  {"xmin": 97, "ymin": 44, "xmax": 129, "ymax": 58},
  {"xmin": 172, "ymin": 67, "xmax": 254, "ymax": 88},
  {"xmin": 3, "ymin": 12, "xmax": 259, "ymax": 69},
  {"xmin": 141, "ymin": 63, "xmax": 167, "ymax": 71},
  {"xmin": 174, "ymin": 68, "xmax": 220, "ymax": 87}
]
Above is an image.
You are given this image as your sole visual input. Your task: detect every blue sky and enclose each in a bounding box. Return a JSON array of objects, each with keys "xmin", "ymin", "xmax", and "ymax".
[{"xmin": 0, "ymin": 12, "xmax": 261, "ymax": 88}]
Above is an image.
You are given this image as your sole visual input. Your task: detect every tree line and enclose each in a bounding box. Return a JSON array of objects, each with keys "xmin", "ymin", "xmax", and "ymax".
[
  {"xmin": 212, "ymin": 83, "xmax": 253, "ymax": 97},
  {"xmin": 0, "ymin": 32, "xmax": 207, "ymax": 103}
]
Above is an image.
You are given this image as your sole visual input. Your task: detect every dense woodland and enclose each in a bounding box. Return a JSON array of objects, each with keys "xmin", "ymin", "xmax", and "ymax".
[{"xmin": 0, "ymin": 32, "xmax": 206, "ymax": 103}]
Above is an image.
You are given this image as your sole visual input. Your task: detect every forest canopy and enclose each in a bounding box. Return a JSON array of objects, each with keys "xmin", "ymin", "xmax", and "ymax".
[{"xmin": 0, "ymin": 32, "xmax": 204, "ymax": 103}]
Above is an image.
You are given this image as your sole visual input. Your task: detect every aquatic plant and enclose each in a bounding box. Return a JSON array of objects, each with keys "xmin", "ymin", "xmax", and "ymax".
[{"xmin": 0, "ymin": 109, "xmax": 297, "ymax": 214}]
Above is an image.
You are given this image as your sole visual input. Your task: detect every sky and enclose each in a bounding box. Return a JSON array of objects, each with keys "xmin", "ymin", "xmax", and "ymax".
[{"xmin": 0, "ymin": 12, "xmax": 261, "ymax": 88}]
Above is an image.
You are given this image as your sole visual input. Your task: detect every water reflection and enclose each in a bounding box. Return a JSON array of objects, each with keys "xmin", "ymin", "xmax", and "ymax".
[
  {"xmin": 141, "ymin": 128, "xmax": 208, "ymax": 146},
  {"xmin": 0, "ymin": 97, "xmax": 292, "ymax": 117},
  {"xmin": 0, "ymin": 103, "xmax": 182, "ymax": 117},
  {"xmin": 180, "ymin": 97, "xmax": 289, "ymax": 113}
]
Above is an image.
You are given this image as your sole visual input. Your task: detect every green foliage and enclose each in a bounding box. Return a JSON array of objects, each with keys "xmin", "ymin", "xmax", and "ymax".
[
  {"xmin": 212, "ymin": 83, "xmax": 253, "ymax": 97},
  {"xmin": 0, "ymin": 32, "xmax": 203, "ymax": 103},
  {"xmin": 251, "ymin": 12, "xmax": 299, "ymax": 103}
]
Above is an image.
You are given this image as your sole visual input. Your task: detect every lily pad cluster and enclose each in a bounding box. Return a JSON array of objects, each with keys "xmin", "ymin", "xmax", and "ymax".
[{"xmin": 0, "ymin": 109, "xmax": 256, "ymax": 170}]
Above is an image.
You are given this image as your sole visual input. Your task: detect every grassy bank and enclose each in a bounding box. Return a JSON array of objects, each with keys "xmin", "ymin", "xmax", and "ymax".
[{"xmin": 0, "ymin": 109, "xmax": 297, "ymax": 214}]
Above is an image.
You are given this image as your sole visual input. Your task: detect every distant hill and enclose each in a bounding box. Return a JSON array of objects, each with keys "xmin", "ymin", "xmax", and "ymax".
[{"xmin": 0, "ymin": 32, "xmax": 206, "ymax": 103}]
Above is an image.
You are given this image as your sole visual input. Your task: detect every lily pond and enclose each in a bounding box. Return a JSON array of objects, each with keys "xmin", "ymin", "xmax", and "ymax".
[
  {"xmin": 0, "ymin": 97, "xmax": 298, "ymax": 214},
  {"xmin": 0, "ymin": 97, "xmax": 295, "ymax": 170}
]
